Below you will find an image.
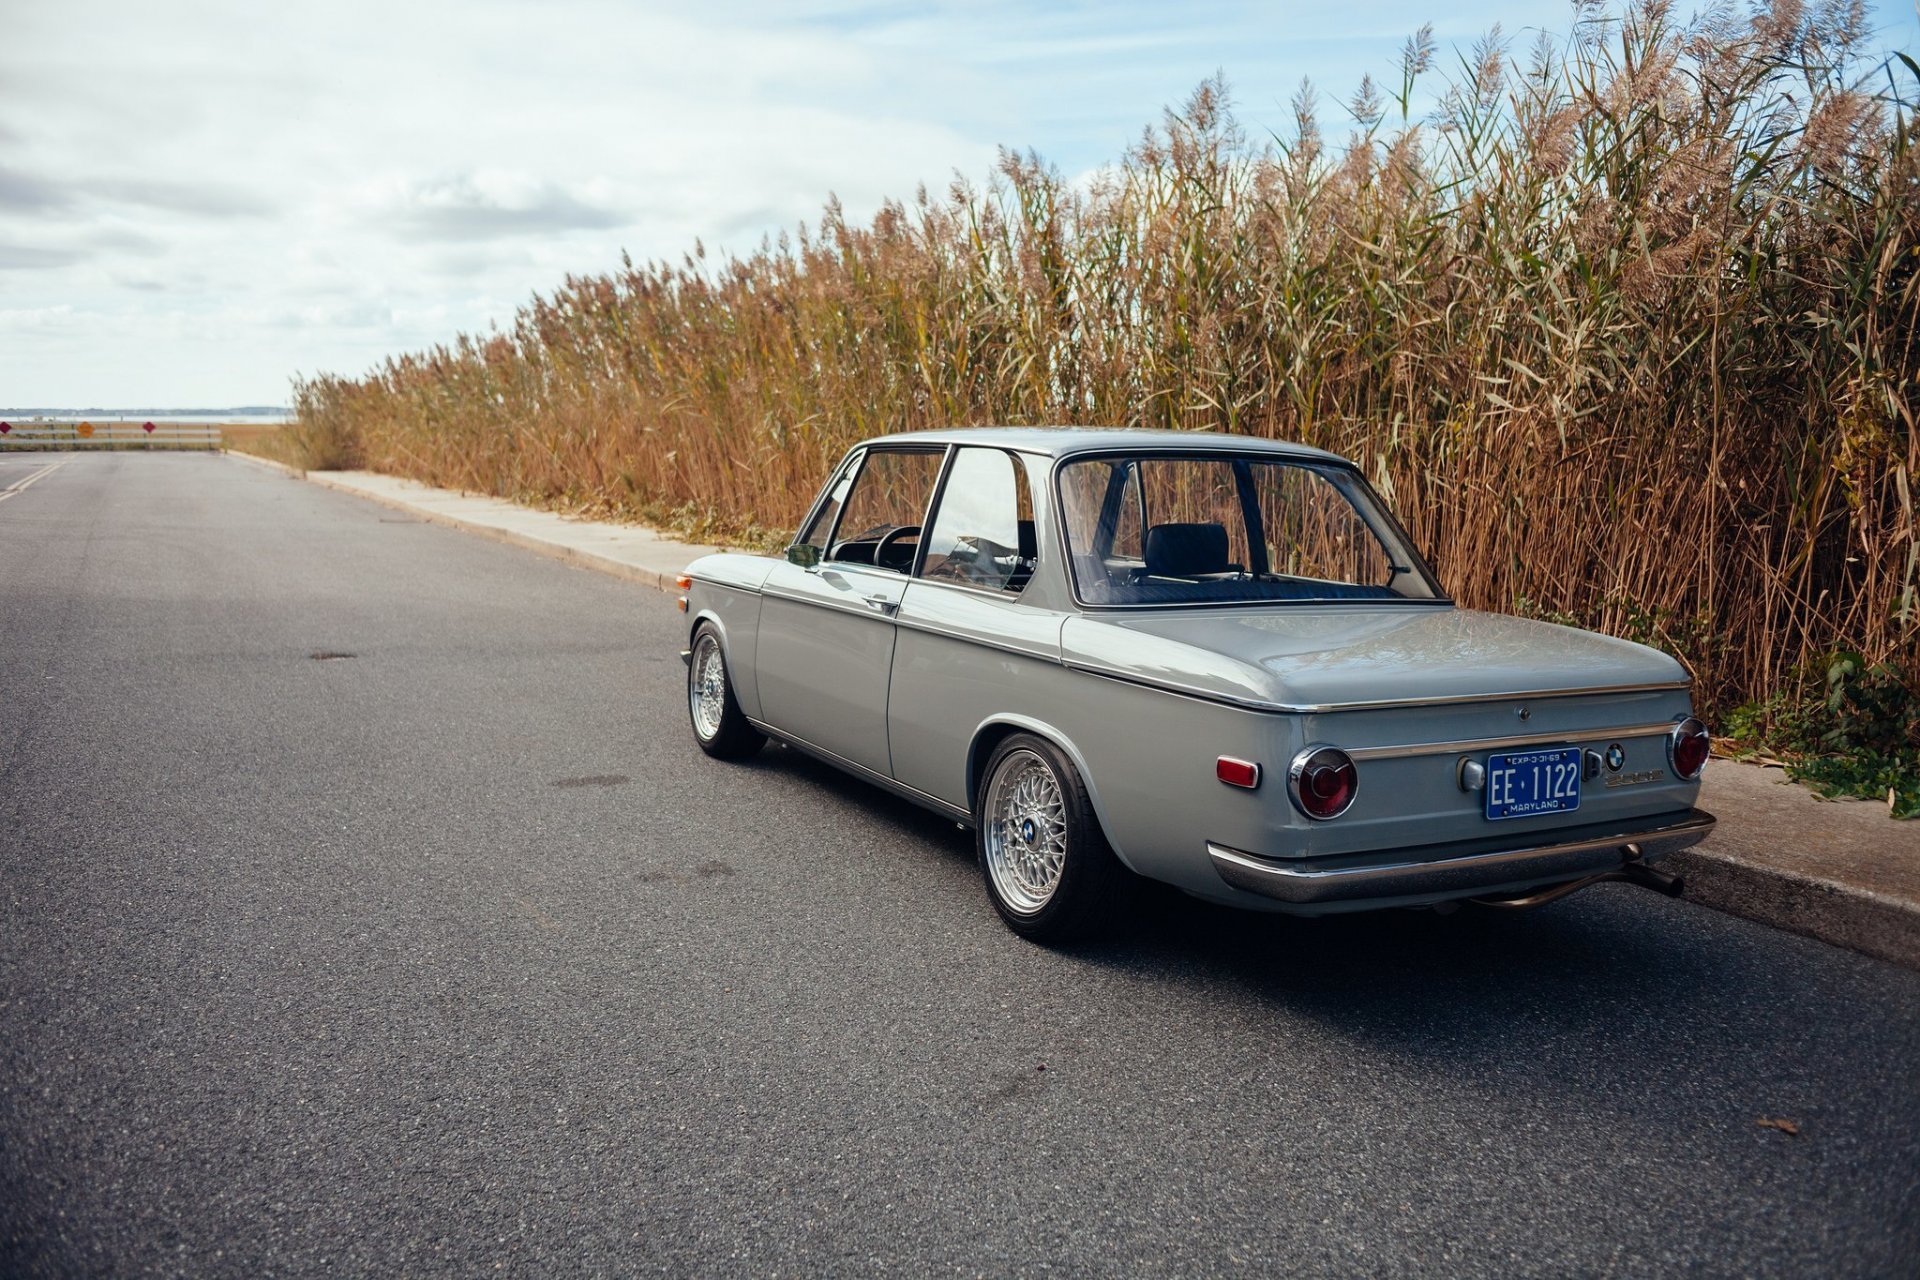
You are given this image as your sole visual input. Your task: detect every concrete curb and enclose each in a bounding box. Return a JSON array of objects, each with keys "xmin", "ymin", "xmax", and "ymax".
[
  {"xmin": 231, "ymin": 453, "xmax": 1919, "ymax": 971},
  {"xmin": 225, "ymin": 449, "xmax": 302, "ymax": 478},
  {"xmin": 1668, "ymin": 844, "xmax": 1919, "ymax": 971},
  {"xmin": 305, "ymin": 473, "xmax": 694, "ymax": 592},
  {"xmin": 229, "ymin": 454, "xmax": 722, "ymax": 593}
]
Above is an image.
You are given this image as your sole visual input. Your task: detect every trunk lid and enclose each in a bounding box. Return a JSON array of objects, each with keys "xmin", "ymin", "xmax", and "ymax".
[{"xmin": 1060, "ymin": 604, "xmax": 1687, "ymax": 710}]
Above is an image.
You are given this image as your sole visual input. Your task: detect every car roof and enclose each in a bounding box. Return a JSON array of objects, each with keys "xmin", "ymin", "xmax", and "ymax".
[{"xmin": 851, "ymin": 426, "xmax": 1354, "ymax": 466}]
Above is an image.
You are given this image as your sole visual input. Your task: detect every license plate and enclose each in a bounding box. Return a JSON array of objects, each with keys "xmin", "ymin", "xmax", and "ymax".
[{"xmin": 1484, "ymin": 747, "xmax": 1582, "ymax": 821}]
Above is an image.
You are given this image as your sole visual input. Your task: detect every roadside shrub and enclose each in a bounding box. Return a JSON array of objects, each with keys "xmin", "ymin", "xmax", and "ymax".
[
  {"xmin": 279, "ymin": 405, "xmax": 363, "ymax": 472},
  {"xmin": 1725, "ymin": 654, "xmax": 1920, "ymax": 816},
  {"xmin": 293, "ymin": 0, "xmax": 1919, "ymax": 737}
]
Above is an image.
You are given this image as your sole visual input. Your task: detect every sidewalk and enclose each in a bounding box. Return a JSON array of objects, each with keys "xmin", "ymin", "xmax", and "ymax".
[
  {"xmin": 291, "ymin": 467, "xmax": 721, "ymax": 591},
  {"xmin": 234, "ymin": 453, "xmax": 1920, "ymax": 970},
  {"xmin": 1681, "ymin": 765, "xmax": 1918, "ymax": 969}
]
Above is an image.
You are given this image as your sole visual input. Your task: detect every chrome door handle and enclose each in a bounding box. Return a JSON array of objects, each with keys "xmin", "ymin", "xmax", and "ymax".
[{"xmin": 862, "ymin": 594, "xmax": 899, "ymax": 615}]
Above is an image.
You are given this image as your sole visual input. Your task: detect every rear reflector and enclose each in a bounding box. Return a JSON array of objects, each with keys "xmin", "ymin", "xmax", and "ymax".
[{"xmin": 1216, "ymin": 757, "xmax": 1261, "ymax": 789}]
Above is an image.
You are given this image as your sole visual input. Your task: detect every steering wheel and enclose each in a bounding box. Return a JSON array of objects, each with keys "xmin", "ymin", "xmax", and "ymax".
[{"xmin": 873, "ymin": 524, "xmax": 921, "ymax": 572}]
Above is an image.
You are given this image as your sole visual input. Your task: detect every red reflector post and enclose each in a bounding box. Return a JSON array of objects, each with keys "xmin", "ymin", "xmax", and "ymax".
[{"xmin": 1217, "ymin": 757, "xmax": 1261, "ymax": 789}]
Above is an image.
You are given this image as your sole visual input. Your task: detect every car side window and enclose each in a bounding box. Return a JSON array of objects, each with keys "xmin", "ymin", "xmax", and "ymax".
[
  {"xmin": 1058, "ymin": 457, "xmax": 1144, "ymax": 578},
  {"xmin": 1110, "ymin": 463, "xmax": 1146, "ymax": 558},
  {"xmin": 1252, "ymin": 463, "xmax": 1394, "ymax": 586},
  {"xmin": 795, "ymin": 453, "xmax": 860, "ymax": 554},
  {"xmin": 919, "ymin": 447, "xmax": 1035, "ymax": 593},
  {"xmin": 825, "ymin": 448, "xmax": 944, "ymax": 574}
]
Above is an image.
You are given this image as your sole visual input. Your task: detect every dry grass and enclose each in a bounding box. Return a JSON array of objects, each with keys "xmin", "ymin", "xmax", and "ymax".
[
  {"xmin": 291, "ymin": 1, "xmax": 1918, "ymax": 716},
  {"xmin": 220, "ymin": 423, "xmax": 299, "ymax": 463}
]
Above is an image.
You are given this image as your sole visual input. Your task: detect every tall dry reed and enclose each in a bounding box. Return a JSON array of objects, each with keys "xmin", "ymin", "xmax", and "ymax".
[{"xmin": 293, "ymin": 0, "xmax": 1918, "ymax": 714}]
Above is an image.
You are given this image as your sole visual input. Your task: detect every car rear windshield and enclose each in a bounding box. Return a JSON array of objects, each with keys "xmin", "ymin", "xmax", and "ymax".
[{"xmin": 1056, "ymin": 453, "xmax": 1444, "ymax": 606}]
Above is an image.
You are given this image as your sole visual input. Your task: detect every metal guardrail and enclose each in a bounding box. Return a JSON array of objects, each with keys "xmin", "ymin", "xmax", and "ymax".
[{"xmin": 0, "ymin": 422, "xmax": 223, "ymax": 450}]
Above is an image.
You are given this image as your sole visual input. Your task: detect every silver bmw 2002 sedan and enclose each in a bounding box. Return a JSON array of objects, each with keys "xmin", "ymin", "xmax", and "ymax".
[{"xmin": 678, "ymin": 428, "xmax": 1715, "ymax": 942}]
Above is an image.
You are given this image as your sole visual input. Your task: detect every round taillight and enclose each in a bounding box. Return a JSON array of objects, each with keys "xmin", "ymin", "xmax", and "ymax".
[
  {"xmin": 1668, "ymin": 717, "xmax": 1710, "ymax": 780},
  {"xmin": 1288, "ymin": 745, "xmax": 1358, "ymax": 820}
]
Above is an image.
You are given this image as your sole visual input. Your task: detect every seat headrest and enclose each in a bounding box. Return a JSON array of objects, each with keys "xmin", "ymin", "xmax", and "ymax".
[{"xmin": 1145, "ymin": 522, "xmax": 1231, "ymax": 577}]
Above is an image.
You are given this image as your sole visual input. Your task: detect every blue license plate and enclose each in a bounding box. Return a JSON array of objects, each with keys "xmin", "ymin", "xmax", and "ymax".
[{"xmin": 1484, "ymin": 747, "xmax": 1582, "ymax": 821}]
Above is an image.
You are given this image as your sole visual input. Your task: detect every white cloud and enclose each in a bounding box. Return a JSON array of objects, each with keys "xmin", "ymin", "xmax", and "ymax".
[
  {"xmin": 374, "ymin": 172, "xmax": 627, "ymax": 242},
  {"xmin": 0, "ymin": 0, "xmax": 1913, "ymax": 405}
]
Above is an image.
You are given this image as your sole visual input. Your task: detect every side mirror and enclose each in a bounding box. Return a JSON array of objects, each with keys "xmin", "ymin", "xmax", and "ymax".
[{"xmin": 785, "ymin": 542, "xmax": 822, "ymax": 569}]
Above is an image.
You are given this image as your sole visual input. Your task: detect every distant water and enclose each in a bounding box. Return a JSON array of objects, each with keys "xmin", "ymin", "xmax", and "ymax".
[{"xmin": 0, "ymin": 409, "xmax": 292, "ymax": 424}]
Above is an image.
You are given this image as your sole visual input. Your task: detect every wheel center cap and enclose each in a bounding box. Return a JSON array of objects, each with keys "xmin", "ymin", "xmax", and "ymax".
[{"xmin": 1021, "ymin": 817, "xmax": 1036, "ymax": 843}]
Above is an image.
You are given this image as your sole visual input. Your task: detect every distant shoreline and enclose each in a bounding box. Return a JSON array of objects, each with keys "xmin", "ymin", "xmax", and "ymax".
[{"xmin": 0, "ymin": 409, "xmax": 290, "ymax": 424}]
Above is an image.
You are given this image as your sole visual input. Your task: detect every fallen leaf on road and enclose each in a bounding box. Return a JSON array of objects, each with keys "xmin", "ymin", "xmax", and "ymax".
[{"xmin": 1756, "ymin": 1117, "xmax": 1800, "ymax": 1136}]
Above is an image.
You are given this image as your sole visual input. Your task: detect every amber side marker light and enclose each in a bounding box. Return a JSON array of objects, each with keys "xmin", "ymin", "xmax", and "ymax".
[
  {"xmin": 1216, "ymin": 757, "xmax": 1261, "ymax": 789},
  {"xmin": 676, "ymin": 597, "xmax": 689, "ymax": 612},
  {"xmin": 674, "ymin": 574, "xmax": 693, "ymax": 590}
]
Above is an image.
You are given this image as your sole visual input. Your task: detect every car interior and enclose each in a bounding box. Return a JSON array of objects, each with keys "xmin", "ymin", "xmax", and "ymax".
[{"xmin": 1066, "ymin": 456, "xmax": 1430, "ymax": 606}]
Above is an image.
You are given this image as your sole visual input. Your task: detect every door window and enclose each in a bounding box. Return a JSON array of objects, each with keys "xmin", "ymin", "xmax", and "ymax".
[
  {"xmin": 920, "ymin": 448, "xmax": 1035, "ymax": 593},
  {"xmin": 795, "ymin": 454, "xmax": 860, "ymax": 554},
  {"xmin": 825, "ymin": 449, "xmax": 944, "ymax": 573}
]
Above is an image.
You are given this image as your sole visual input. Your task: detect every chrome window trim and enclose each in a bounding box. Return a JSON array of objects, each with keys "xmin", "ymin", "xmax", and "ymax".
[
  {"xmin": 814, "ymin": 443, "xmax": 952, "ymax": 579},
  {"xmin": 907, "ymin": 575, "xmax": 1026, "ymax": 603},
  {"xmin": 1047, "ymin": 449, "xmax": 1452, "ymax": 612},
  {"xmin": 792, "ymin": 447, "xmax": 864, "ymax": 554}
]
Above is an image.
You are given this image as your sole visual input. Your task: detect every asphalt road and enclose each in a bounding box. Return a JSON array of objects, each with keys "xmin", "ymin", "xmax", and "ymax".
[{"xmin": 3, "ymin": 452, "xmax": 1917, "ymax": 1278}]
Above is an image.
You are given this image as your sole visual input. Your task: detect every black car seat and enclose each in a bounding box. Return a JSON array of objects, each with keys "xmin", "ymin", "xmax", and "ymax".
[{"xmin": 1143, "ymin": 522, "xmax": 1242, "ymax": 580}]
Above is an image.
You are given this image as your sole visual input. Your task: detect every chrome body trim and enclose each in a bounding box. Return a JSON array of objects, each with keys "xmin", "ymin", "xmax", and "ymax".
[
  {"xmin": 748, "ymin": 718, "xmax": 975, "ymax": 826},
  {"xmin": 1207, "ymin": 809, "xmax": 1716, "ymax": 910},
  {"xmin": 1063, "ymin": 659, "xmax": 1691, "ymax": 716},
  {"xmin": 1346, "ymin": 721, "xmax": 1681, "ymax": 762},
  {"xmin": 758, "ymin": 584, "xmax": 1058, "ymax": 667},
  {"xmin": 892, "ymin": 578, "xmax": 1063, "ymax": 664}
]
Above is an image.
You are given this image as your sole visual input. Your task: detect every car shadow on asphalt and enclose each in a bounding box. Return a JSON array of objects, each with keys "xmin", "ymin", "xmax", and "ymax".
[
  {"xmin": 739, "ymin": 736, "xmax": 1734, "ymax": 990},
  {"xmin": 733, "ymin": 740, "xmax": 1920, "ymax": 1123}
]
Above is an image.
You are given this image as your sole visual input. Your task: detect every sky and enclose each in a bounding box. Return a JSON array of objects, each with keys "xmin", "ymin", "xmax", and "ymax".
[{"xmin": 2, "ymin": 0, "xmax": 1916, "ymax": 408}]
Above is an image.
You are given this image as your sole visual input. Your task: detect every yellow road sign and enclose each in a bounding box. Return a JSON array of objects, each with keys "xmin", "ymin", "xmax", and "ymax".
[{"xmin": 77, "ymin": 421, "xmax": 94, "ymax": 438}]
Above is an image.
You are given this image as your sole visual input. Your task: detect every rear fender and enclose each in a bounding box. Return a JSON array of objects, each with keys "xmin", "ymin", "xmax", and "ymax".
[{"xmin": 966, "ymin": 714, "xmax": 1135, "ymax": 873}]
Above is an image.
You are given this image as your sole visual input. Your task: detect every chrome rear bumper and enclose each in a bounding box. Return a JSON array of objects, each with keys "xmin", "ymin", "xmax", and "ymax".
[{"xmin": 1208, "ymin": 809, "xmax": 1715, "ymax": 912}]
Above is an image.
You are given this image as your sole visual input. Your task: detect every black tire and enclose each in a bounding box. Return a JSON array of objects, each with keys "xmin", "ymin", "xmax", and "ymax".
[
  {"xmin": 975, "ymin": 733, "xmax": 1132, "ymax": 943},
  {"xmin": 686, "ymin": 623, "xmax": 766, "ymax": 760}
]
